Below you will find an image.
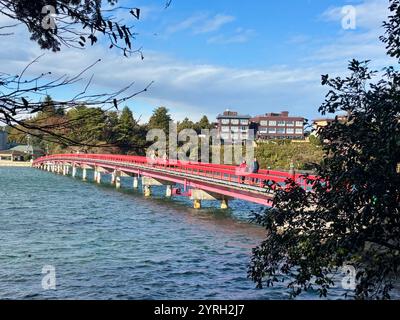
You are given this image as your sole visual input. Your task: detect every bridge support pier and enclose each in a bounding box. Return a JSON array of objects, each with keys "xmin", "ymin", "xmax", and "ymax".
[
  {"xmin": 220, "ymin": 198, "xmax": 229, "ymax": 210},
  {"xmin": 72, "ymin": 165, "xmax": 77, "ymax": 178},
  {"xmin": 111, "ymin": 170, "xmax": 116, "ymax": 185},
  {"xmin": 115, "ymin": 175, "xmax": 121, "ymax": 189},
  {"xmin": 133, "ymin": 176, "xmax": 139, "ymax": 189},
  {"xmin": 96, "ymin": 171, "xmax": 101, "ymax": 184},
  {"xmin": 166, "ymin": 185, "xmax": 172, "ymax": 197},
  {"xmin": 144, "ymin": 185, "xmax": 152, "ymax": 197},
  {"xmin": 193, "ymin": 199, "xmax": 201, "ymax": 209},
  {"xmin": 82, "ymin": 168, "xmax": 87, "ymax": 181},
  {"xmin": 191, "ymin": 189, "xmax": 232, "ymax": 210},
  {"xmin": 62, "ymin": 165, "xmax": 67, "ymax": 176}
]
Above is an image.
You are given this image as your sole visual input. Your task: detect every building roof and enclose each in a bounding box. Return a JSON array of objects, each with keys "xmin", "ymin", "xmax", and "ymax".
[
  {"xmin": 10, "ymin": 145, "xmax": 44, "ymax": 154},
  {"xmin": 217, "ymin": 113, "xmax": 251, "ymax": 119},
  {"xmin": 0, "ymin": 150, "xmax": 25, "ymax": 156}
]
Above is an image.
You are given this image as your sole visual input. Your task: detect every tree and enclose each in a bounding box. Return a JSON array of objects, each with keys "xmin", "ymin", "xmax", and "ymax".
[
  {"xmin": 148, "ymin": 106, "xmax": 172, "ymax": 134},
  {"xmin": 0, "ymin": 0, "xmax": 155, "ymax": 146},
  {"xmin": 249, "ymin": 0, "xmax": 400, "ymax": 300},
  {"xmin": 177, "ymin": 117, "xmax": 195, "ymax": 132},
  {"xmin": 195, "ymin": 115, "xmax": 213, "ymax": 133},
  {"xmin": 116, "ymin": 106, "xmax": 146, "ymax": 154}
]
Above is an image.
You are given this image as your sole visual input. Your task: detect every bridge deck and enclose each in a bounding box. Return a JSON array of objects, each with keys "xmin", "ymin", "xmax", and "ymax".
[{"xmin": 33, "ymin": 154, "xmax": 315, "ymax": 206}]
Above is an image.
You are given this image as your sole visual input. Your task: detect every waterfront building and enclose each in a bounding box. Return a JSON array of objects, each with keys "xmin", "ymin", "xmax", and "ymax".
[
  {"xmin": 252, "ymin": 111, "xmax": 305, "ymax": 140},
  {"xmin": 9, "ymin": 145, "xmax": 45, "ymax": 160},
  {"xmin": 312, "ymin": 115, "xmax": 348, "ymax": 136},
  {"xmin": 0, "ymin": 150, "xmax": 25, "ymax": 161},
  {"xmin": 216, "ymin": 110, "xmax": 251, "ymax": 141}
]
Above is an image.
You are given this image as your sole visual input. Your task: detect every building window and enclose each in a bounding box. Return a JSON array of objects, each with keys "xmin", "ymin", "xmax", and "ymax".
[
  {"xmin": 296, "ymin": 121, "xmax": 304, "ymax": 127},
  {"xmin": 241, "ymin": 126, "xmax": 248, "ymax": 131},
  {"xmin": 260, "ymin": 120, "xmax": 268, "ymax": 126},
  {"xmin": 231, "ymin": 127, "xmax": 239, "ymax": 132},
  {"xmin": 286, "ymin": 121, "xmax": 294, "ymax": 127},
  {"xmin": 268, "ymin": 128, "xmax": 276, "ymax": 134},
  {"xmin": 221, "ymin": 133, "xmax": 229, "ymax": 140},
  {"xmin": 221, "ymin": 119, "xmax": 230, "ymax": 125},
  {"xmin": 286, "ymin": 128, "xmax": 294, "ymax": 134},
  {"xmin": 295, "ymin": 129, "xmax": 303, "ymax": 134},
  {"xmin": 277, "ymin": 128, "xmax": 285, "ymax": 134},
  {"xmin": 259, "ymin": 127, "xmax": 268, "ymax": 134},
  {"xmin": 277, "ymin": 121, "xmax": 285, "ymax": 126},
  {"xmin": 221, "ymin": 126, "xmax": 230, "ymax": 132},
  {"xmin": 269, "ymin": 120, "xmax": 276, "ymax": 126},
  {"xmin": 231, "ymin": 119, "xmax": 239, "ymax": 125},
  {"xmin": 240, "ymin": 119, "xmax": 249, "ymax": 125}
]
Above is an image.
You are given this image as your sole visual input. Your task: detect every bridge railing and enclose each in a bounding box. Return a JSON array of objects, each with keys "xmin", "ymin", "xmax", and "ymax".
[{"xmin": 34, "ymin": 154, "xmax": 317, "ymax": 190}]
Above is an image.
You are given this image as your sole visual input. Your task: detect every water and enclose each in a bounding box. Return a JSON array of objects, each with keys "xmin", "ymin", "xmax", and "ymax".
[{"xmin": 0, "ymin": 167, "xmax": 345, "ymax": 300}]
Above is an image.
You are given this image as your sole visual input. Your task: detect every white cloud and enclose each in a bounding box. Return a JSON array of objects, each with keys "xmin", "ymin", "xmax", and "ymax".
[
  {"xmin": 207, "ymin": 28, "xmax": 255, "ymax": 44},
  {"xmin": 166, "ymin": 13, "xmax": 235, "ymax": 35},
  {"xmin": 0, "ymin": 0, "xmax": 396, "ymax": 124},
  {"xmin": 321, "ymin": 0, "xmax": 389, "ymax": 30},
  {"xmin": 165, "ymin": 13, "xmax": 208, "ymax": 34},
  {"xmin": 193, "ymin": 14, "xmax": 236, "ymax": 34}
]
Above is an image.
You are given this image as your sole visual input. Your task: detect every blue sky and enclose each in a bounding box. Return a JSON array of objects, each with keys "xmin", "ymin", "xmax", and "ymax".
[{"xmin": 0, "ymin": 0, "xmax": 395, "ymax": 123}]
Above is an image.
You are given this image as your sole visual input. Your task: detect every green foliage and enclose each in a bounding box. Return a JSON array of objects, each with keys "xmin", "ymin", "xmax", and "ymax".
[
  {"xmin": 177, "ymin": 117, "xmax": 195, "ymax": 132},
  {"xmin": 148, "ymin": 107, "xmax": 172, "ymax": 133},
  {"xmin": 196, "ymin": 115, "xmax": 213, "ymax": 133},
  {"xmin": 256, "ymin": 141, "xmax": 324, "ymax": 170},
  {"xmin": 249, "ymin": 1, "xmax": 400, "ymax": 300}
]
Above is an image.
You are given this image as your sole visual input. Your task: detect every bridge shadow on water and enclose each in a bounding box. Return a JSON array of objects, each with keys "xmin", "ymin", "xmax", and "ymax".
[{"xmin": 59, "ymin": 169, "xmax": 267, "ymax": 243}]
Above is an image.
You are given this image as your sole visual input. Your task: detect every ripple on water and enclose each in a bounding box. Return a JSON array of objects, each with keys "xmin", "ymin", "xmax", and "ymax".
[{"xmin": 0, "ymin": 168, "xmax": 348, "ymax": 300}]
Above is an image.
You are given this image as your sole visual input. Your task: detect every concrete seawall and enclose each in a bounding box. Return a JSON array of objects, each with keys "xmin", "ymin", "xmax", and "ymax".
[{"xmin": 0, "ymin": 161, "xmax": 32, "ymax": 167}]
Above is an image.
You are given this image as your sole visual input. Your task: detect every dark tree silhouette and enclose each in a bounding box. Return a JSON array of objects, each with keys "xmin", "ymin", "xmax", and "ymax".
[
  {"xmin": 249, "ymin": 0, "xmax": 400, "ymax": 299},
  {"xmin": 0, "ymin": 0, "xmax": 170, "ymax": 146}
]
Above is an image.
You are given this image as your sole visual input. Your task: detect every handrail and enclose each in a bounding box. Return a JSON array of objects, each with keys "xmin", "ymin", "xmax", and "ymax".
[{"xmin": 34, "ymin": 154, "xmax": 316, "ymax": 189}]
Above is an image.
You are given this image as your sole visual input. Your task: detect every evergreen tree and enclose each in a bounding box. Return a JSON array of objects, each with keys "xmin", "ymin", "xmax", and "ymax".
[
  {"xmin": 148, "ymin": 107, "xmax": 172, "ymax": 134},
  {"xmin": 249, "ymin": 1, "xmax": 400, "ymax": 300},
  {"xmin": 177, "ymin": 117, "xmax": 195, "ymax": 132}
]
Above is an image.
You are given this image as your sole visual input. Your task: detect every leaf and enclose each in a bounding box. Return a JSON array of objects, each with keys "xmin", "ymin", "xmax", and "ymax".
[
  {"xmin": 21, "ymin": 97, "xmax": 29, "ymax": 108},
  {"xmin": 130, "ymin": 8, "xmax": 140, "ymax": 19},
  {"xmin": 113, "ymin": 99, "xmax": 118, "ymax": 110}
]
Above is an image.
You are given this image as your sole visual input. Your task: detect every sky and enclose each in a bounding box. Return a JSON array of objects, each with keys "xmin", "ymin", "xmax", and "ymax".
[{"xmin": 0, "ymin": 0, "xmax": 396, "ymax": 123}]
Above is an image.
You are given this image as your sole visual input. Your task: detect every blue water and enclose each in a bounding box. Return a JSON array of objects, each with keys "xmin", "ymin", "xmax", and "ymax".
[{"xmin": 0, "ymin": 167, "xmax": 347, "ymax": 299}]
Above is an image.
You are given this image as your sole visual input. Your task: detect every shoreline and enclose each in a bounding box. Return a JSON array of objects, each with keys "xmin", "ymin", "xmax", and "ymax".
[{"xmin": 0, "ymin": 161, "xmax": 32, "ymax": 167}]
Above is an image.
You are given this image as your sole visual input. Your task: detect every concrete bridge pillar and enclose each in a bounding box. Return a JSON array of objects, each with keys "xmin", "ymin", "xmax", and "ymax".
[
  {"xmin": 72, "ymin": 165, "xmax": 77, "ymax": 178},
  {"xmin": 133, "ymin": 176, "xmax": 139, "ymax": 189},
  {"xmin": 220, "ymin": 198, "xmax": 229, "ymax": 210},
  {"xmin": 96, "ymin": 170, "xmax": 101, "ymax": 184},
  {"xmin": 143, "ymin": 185, "xmax": 152, "ymax": 197},
  {"xmin": 166, "ymin": 185, "xmax": 172, "ymax": 197},
  {"xmin": 111, "ymin": 170, "xmax": 116, "ymax": 185},
  {"xmin": 193, "ymin": 199, "xmax": 201, "ymax": 209},
  {"xmin": 115, "ymin": 174, "xmax": 121, "ymax": 189},
  {"xmin": 82, "ymin": 168, "xmax": 87, "ymax": 181}
]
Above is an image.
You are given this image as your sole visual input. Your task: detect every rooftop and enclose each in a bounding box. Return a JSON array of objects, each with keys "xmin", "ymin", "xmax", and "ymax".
[
  {"xmin": 217, "ymin": 110, "xmax": 251, "ymax": 119},
  {"xmin": 10, "ymin": 145, "xmax": 44, "ymax": 153}
]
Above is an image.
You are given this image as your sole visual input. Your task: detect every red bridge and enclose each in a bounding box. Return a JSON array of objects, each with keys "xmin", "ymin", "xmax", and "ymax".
[{"xmin": 33, "ymin": 154, "xmax": 313, "ymax": 208}]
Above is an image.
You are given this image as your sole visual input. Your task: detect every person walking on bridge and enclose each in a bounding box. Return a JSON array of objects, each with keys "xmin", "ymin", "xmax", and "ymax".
[
  {"xmin": 251, "ymin": 158, "xmax": 260, "ymax": 183},
  {"xmin": 239, "ymin": 160, "xmax": 247, "ymax": 184}
]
